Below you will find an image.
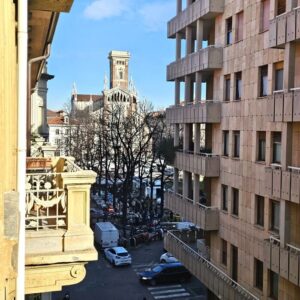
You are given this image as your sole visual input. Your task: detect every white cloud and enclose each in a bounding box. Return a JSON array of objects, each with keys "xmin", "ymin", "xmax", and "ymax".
[
  {"xmin": 84, "ymin": 0, "xmax": 131, "ymax": 20},
  {"xmin": 138, "ymin": 1, "xmax": 175, "ymax": 32}
]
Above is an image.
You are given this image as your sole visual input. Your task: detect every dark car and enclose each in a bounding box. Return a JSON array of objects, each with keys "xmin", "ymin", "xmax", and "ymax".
[{"xmin": 139, "ymin": 262, "xmax": 191, "ymax": 286}]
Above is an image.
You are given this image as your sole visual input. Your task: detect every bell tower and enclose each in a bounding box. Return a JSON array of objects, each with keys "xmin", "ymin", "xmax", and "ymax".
[{"xmin": 108, "ymin": 51, "xmax": 130, "ymax": 90}]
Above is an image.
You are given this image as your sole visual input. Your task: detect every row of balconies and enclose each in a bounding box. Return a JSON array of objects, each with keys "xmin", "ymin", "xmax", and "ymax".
[
  {"xmin": 269, "ymin": 6, "xmax": 300, "ymax": 48},
  {"xmin": 268, "ymin": 89, "xmax": 300, "ymax": 122},
  {"xmin": 166, "ymin": 100, "xmax": 221, "ymax": 124},
  {"xmin": 175, "ymin": 150, "xmax": 220, "ymax": 177},
  {"xmin": 265, "ymin": 165, "xmax": 300, "ymax": 203},
  {"xmin": 165, "ymin": 191, "xmax": 219, "ymax": 231},
  {"xmin": 167, "ymin": 0, "xmax": 224, "ymax": 38},
  {"xmin": 164, "ymin": 231, "xmax": 259, "ymax": 300},
  {"xmin": 167, "ymin": 46, "xmax": 223, "ymax": 81}
]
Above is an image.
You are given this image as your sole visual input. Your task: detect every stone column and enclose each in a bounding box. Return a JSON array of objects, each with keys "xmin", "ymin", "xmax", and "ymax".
[
  {"xmin": 183, "ymin": 124, "xmax": 190, "ymax": 151},
  {"xmin": 175, "ymin": 79, "xmax": 180, "ymax": 105},
  {"xmin": 195, "ymin": 72, "xmax": 202, "ymax": 102},
  {"xmin": 283, "ymin": 43, "xmax": 296, "ymax": 90},
  {"xmin": 196, "ymin": 19, "xmax": 204, "ymax": 51},
  {"xmin": 186, "ymin": 26, "xmax": 193, "ymax": 55},
  {"xmin": 280, "ymin": 200, "xmax": 290, "ymax": 247},
  {"xmin": 193, "ymin": 174, "xmax": 200, "ymax": 204},
  {"xmin": 185, "ymin": 76, "xmax": 192, "ymax": 103},
  {"xmin": 177, "ymin": 0, "xmax": 182, "ymax": 14},
  {"xmin": 183, "ymin": 171, "xmax": 192, "ymax": 199},
  {"xmin": 176, "ymin": 33, "xmax": 181, "ymax": 60},
  {"xmin": 286, "ymin": 0, "xmax": 298, "ymax": 10},
  {"xmin": 174, "ymin": 124, "xmax": 180, "ymax": 147},
  {"xmin": 173, "ymin": 168, "xmax": 179, "ymax": 193},
  {"xmin": 281, "ymin": 123, "xmax": 292, "ymax": 170},
  {"xmin": 187, "ymin": 0, "xmax": 193, "ymax": 6},
  {"xmin": 194, "ymin": 123, "xmax": 200, "ymax": 153}
]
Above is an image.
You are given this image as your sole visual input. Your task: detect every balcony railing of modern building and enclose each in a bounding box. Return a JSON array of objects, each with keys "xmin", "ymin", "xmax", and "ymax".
[
  {"xmin": 269, "ymin": 6, "xmax": 300, "ymax": 48},
  {"xmin": 167, "ymin": 0, "xmax": 224, "ymax": 38},
  {"xmin": 268, "ymin": 88, "xmax": 300, "ymax": 122},
  {"xmin": 165, "ymin": 231, "xmax": 260, "ymax": 300},
  {"xmin": 265, "ymin": 164, "xmax": 300, "ymax": 203},
  {"xmin": 264, "ymin": 235, "xmax": 300, "ymax": 287},
  {"xmin": 166, "ymin": 100, "xmax": 221, "ymax": 124},
  {"xmin": 167, "ymin": 46, "xmax": 223, "ymax": 81},
  {"xmin": 175, "ymin": 149, "xmax": 220, "ymax": 177},
  {"xmin": 165, "ymin": 191, "xmax": 219, "ymax": 231},
  {"xmin": 25, "ymin": 156, "xmax": 97, "ymax": 293}
]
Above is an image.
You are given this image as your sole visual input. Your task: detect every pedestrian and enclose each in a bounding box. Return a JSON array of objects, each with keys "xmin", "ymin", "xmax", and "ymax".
[{"xmin": 63, "ymin": 292, "xmax": 70, "ymax": 300}]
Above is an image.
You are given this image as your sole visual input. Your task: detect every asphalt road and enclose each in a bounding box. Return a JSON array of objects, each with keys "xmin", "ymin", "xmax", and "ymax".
[{"xmin": 52, "ymin": 240, "xmax": 207, "ymax": 300}]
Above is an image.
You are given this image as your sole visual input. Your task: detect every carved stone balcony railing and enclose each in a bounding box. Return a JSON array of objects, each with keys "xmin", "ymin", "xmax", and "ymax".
[
  {"xmin": 264, "ymin": 236, "xmax": 300, "ymax": 286},
  {"xmin": 166, "ymin": 100, "xmax": 221, "ymax": 124},
  {"xmin": 25, "ymin": 157, "xmax": 97, "ymax": 294},
  {"xmin": 167, "ymin": 0, "xmax": 224, "ymax": 38},
  {"xmin": 265, "ymin": 164, "xmax": 300, "ymax": 203},
  {"xmin": 175, "ymin": 150, "xmax": 220, "ymax": 177},
  {"xmin": 167, "ymin": 46, "xmax": 223, "ymax": 81},
  {"xmin": 165, "ymin": 191, "xmax": 219, "ymax": 231},
  {"xmin": 165, "ymin": 231, "xmax": 259, "ymax": 300},
  {"xmin": 268, "ymin": 89, "xmax": 300, "ymax": 122},
  {"xmin": 269, "ymin": 6, "xmax": 300, "ymax": 48}
]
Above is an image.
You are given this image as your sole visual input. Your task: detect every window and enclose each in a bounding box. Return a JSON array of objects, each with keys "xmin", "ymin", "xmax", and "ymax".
[
  {"xmin": 272, "ymin": 132, "xmax": 281, "ymax": 164},
  {"xmin": 55, "ymin": 129, "xmax": 60, "ymax": 135},
  {"xmin": 235, "ymin": 72, "xmax": 242, "ymax": 100},
  {"xmin": 222, "ymin": 185, "xmax": 228, "ymax": 211},
  {"xmin": 255, "ymin": 258, "xmax": 264, "ymax": 290},
  {"xmin": 236, "ymin": 11, "xmax": 244, "ymax": 42},
  {"xmin": 226, "ymin": 17, "xmax": 233, "ymax": 45},
  {"xmin": 261, "ymin": 0, "xmax": 270, "ymax": 32},
  {"xmin": 257, "ymin": 131, "xmax": 266, "ymax": 161},
  {"xmin": 256, "ymin": 195, "xmax": 265, "ymax": 227},
  {"xmin": 233, "ymin": 131, "xmax": 240, "ymax": 158},
  {"xmin": 231, "ymin": 245, "xmax": 238, "ymax": 281},
  {"xmin": 224, "ymin": 75, "xmax": 231, "ymax": 101},
  {"xmin": 232, "ymin": 188, "xmax": 239, "ymax": 216},
  {"xmin": 260, "ymin": 65, "xmax": 268, "ymax": 97},
  {"xmin": 270, "ymin": 200, "xmax": 280, "ymax": 233},
  {"xmin": 223, "ymin": 131, "xmax": 229, "ymax": 156},
  {"xmin": 119, "ymin": 71, "xmax": 123, "ymax": 80},
  {"xmin": 221, "ymin": 239, "xmax": 227, "ymax": 266},
  {"xmin": 270, "ymin": 270, "xmax": 279, "ymax": 299},
  {"xmin": 276, "ymin": 0, "xmax": 286, "ymax": 16},
  {"xmin": 274, "ymin": 63, "xmax": 283, "ymax": 91}
]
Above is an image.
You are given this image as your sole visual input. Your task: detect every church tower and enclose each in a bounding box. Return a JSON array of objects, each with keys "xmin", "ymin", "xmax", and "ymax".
[{"xmin": 108, "ymin": 51, "xmax": 130, "ymax": 90}]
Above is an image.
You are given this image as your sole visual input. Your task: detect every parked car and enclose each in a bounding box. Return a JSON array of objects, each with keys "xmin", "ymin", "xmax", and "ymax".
[
  {"xmin": 104, "ymin": 247, "xmax": 132, "ymax": 266},
  {"xmin": 139, "ymin": 262, "xmax": 191, "ymax": 286},
  {"xmin": 160, "ymin": 252, "xmax": 178, "ymax": 263}
]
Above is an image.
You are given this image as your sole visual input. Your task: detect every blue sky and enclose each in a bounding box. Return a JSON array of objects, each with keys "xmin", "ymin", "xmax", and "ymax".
[{"xmin": 47, "ymin": 0, "xmax": 176, "ymax": 110}]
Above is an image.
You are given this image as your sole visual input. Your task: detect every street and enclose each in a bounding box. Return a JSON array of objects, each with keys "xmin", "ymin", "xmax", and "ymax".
[{"xmin": 52, "ymin": 240, "xmax": 207, "ymax": 300}]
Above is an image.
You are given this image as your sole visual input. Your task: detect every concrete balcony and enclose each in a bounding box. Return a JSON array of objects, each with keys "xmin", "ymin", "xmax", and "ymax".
[
  {"xmin": 175, "ymin": 150, "xmax": 220, "ymax": 177},
  {"xmin": 25, "ymin": 157, "xmax": 97, "ymax": 294},
  {"xmin": 168, "ymin": 0, "xmax": 224, "ymax": 38},
  {"xmin": 268, "ymin": 89, "xmax": 300, "ymax": 122},
  {"xmin": 167, "ymin": 46, "xmax": 223, "ymax": 81},
  {"xmin": 265, "ymin": 165, "xmax": 300, "ymax": 203},
  {"xmin": 164, "ymin": 231, "xmax": 259, "ymax": 300},
  {"xmin": 165, "ymin": 191, "xmax": 219, "ymax": 231},
  {"xmin": 166, "ymin": 100, "xmax": 221, "ymax": 124},
  {"xmin": 264, "ymin": 236, "xmax": 300, "ymax": 286},
  {"xmin": 269, "ymin": 6, "xmax": 300, "ymax": 48}
]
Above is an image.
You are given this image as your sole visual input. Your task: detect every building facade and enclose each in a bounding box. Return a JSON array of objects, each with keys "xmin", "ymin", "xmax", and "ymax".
[{"xmin": 165, "ymin": 0, "xmax": 300, "ymax": 299}]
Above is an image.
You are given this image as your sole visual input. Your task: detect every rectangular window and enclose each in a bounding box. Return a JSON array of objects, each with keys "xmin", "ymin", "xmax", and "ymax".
[
  {"xmin": 256, "ymin": 195, "xmax": 265, "ymax": 227},
  {"xmin": 236, "ymin": 11, "xmax": 244, "ymax": 42},
  {"xmin": 270, "ymin": 200, "xmax": 280, "ymax": 233},
  {"xmin": 222, "ymin": 185, "xmax": 228, "ymax": 211},
  {"xmin": 233, "ymin": 131, "xmax": 240, "ymax": 158},
  {"xmin": 277, "ymin": 0, "xmax": 286, "ymax": 16},
  {"xmin": 231, "ymin": 245, "xmax": 238, "ymax": 282},
  {"xmin": 274, "ymin": 62, "xmax": 283, "ymax": 91},
  {"xmin": 255, "ymin": 258, "xmax": 264, "ymax": 290},
  {"xmin": 260, "ymin": 65, "xmax": 268, "ymax": 97},
  {"xmin": 221, "ymin": 239, "xmax": 227, "ymax": 266},
  {"xmin": 223, "ymin": 131, "xmax": 229, "ymax": 156},
  {"xmin": 257, "ymin": 131, "xmax": 266, "ymax": 161},
  {"xmin": 235, "ymin": 72, "xmax": 242, "ymax": 100},
  {"xmin": 272, "ymin": 132, "xmax": 281, "ymax": 164},
  {"xmin": 224, "ymin": 75, "xmax": 231, "ymax": 101},
  {"xmin": 232, "ymin": 188, "xmax": 239, "ymax": 216},
  {"xmin": 226, "ymin": 17, "xmax": 233, "ymax": 45},
  {"xmin": 270, "ymin": 270, "xmax": 279, "ymax": 299},
  {"xmin": 261, "ymin": 0, "xmax": 270, "ymax": 32}
]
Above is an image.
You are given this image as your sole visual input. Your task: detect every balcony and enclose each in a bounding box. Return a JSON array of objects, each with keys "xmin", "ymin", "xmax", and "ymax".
[
  {"xmin": 167, "ymin": 0, "xmax": 224, "ymax": 38},
  {"xmin": 175, "ymin": 150, "xmax": 220, "ymax": 177},
  {"xmin": 25, "ymin": 157, "xmax": 97, "ymax": 294},
  {"xmin": 268, "ymin": 89, "xmax": 300, "ymax": 122},
  {"xmin": 166, "ymin": 100, "xmax": 221, "ymax": 124},
  {"xmin": 167, "ymin": 46, "xmax": 223, "ymax": 81},
  {"xmin": 165, "ymin": 191, "xmax": 219, "ymax": 231},
  {"xmin": 269, "ymin": 6, "xmax": 300, "ymax": 48},
  {"xmin": 265, "ymin": 165, "xmax": 300, "ymax": 203},
  {"xmin": 164, "ymin": 231, "xmax": 259, "ymax": 300},
  {"xmin": 264, "ymin": 236, "xmax": 300, "ymax": 286}
]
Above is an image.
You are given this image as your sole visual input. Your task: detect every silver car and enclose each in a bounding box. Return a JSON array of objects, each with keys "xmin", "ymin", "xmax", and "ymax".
[{"xmin": 104, "ymin": 246, "xmax": 132, "ymax": 266}]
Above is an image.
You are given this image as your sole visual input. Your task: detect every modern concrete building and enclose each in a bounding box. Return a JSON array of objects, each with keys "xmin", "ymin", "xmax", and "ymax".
[{"xmin": 165, "ymin": 0, "xmax": 300, "ymax": 299}]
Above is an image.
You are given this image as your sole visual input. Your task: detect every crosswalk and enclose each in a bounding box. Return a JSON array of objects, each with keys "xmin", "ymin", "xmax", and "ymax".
[{"xmin": 147, "ymin": 285, "xmax": 191, "ymax": 299}]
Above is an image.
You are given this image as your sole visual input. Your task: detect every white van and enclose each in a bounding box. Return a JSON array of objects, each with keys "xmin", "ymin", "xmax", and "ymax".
[{"xmin": 94, "ymin": 222, "xmax": 119, "ymax": 248}]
